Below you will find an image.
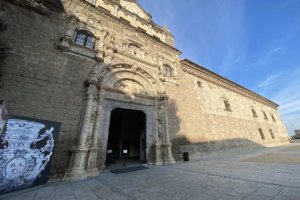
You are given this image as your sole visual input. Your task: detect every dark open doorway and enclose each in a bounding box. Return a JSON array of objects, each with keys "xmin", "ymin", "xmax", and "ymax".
[{"xmin": 106, "ymin": 108, "xmax": 146, "ymax": 168}]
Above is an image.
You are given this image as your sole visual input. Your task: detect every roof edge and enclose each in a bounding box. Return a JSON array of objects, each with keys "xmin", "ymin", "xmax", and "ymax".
[{"xmin": 180, "ymin": 59, "xmax": 279, "ymax": 109}]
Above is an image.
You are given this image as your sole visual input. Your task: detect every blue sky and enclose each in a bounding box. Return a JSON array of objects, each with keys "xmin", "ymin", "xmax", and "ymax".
[{"xmin": 138, "ymin": 0, "xmax": 300, "ymax": 135}]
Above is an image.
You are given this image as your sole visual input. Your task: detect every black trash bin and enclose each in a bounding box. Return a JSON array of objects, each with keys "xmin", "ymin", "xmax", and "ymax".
[{"xmin": 183, "ymin": 152, "xmax": 189, "ymax": 161}]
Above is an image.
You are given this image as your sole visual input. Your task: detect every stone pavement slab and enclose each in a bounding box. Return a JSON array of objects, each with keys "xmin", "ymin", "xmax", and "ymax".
[{"xmin": 1, "ymin": 144, "xmax": 300, "ymax": 200}]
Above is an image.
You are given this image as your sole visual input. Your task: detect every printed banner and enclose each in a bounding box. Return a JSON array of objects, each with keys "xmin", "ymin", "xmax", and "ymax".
[
  {"xmin": 0, "ymin": 116, "xmax": 61, "ymax": 195},
  {"xmin": 0, "ymin": 101, "xmax": 8, "ymax": 135}
]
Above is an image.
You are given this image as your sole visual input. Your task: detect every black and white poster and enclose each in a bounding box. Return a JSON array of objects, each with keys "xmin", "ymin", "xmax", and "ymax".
[
  {"xmin": 0, "ymin": 101, "xmax": 8, "ymax": 135},
  {"xmin": 0, "ymin": 116, "xmax": 61, "ymax": 195}
]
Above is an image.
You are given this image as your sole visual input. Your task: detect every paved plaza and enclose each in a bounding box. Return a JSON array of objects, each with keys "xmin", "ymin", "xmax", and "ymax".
[{"xmin": 1, "ymin": 143, "xmax": 300, "ymax": 200}]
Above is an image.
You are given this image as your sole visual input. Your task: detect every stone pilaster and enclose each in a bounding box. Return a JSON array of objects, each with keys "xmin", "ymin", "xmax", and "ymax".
[
  {"xmin": 152, "ymin": 98, "xmax": 164, "ymax": 165},
  {"xmin": 161, "ymin": 95, "xmax": 176, "ymax": 164},
  {"xmin": 65, "ymin": 78, "xmax": 98, "ymax": 181},
  {"xmin": 86, "ymin": 89, "xmax": 105, "ymax": 175}
]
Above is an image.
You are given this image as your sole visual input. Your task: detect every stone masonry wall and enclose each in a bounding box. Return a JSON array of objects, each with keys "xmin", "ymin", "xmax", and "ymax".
[
  {"xmin": 0, "ymin": 2, "xmax": 97, "ymax": 177},
  {"xmin": 165, "ymin": 63, "xmax": 289, "ymax": 160},
  {"xmin": 0, "ymin": 0, "xmax": 290, "ymax": 177}
]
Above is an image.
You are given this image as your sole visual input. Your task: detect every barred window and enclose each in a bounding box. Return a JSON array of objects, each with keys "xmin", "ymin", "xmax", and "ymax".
[
  {"xmin": 259, "ymin": 128, "xmax": 265, "ymax": 140},
  {"xmin": 75, "ymin": 30, "xmax": 96, "ymax": 49}
]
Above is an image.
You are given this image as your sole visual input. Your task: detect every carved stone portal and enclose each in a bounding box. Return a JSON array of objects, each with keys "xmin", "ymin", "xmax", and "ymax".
[
  {"xmin": 65, "ymin": 63, "xmax": 175, "ymax": 181},
  {"xmin": 114, "ymin": 79, "xmax": 147, "ymax": 97}
]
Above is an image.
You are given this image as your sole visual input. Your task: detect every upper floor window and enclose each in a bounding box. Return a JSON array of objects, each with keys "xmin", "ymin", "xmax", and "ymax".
[
  {"xmin": 258, "ymin": 128, "xmax": 265, "ymax": 140},
  {"xmin": 197, "ymin": 81, "xmax": 202, "ymax": 88},
  {"xmin": 75, "ymin": 30, "xmax": 96, "ymax": 49},
  {"xmin": 163, "ymin": 64, "xmax": 173, "ymax": 77},
  {"xmin": 251, "ymin": 108, "xmax": 258, "ymax": 117},
  {"xmin": 271, "ymin": 114, "xmax": 276, "ymax": 122},
  {"xmin": 223, "ymin": 100, "xmax": 232, "ymax": 111},
  {"xmin": 262, "ymin": 111, "xmax": 268, "ymax": 120},
  {"xmin": 269, "ymin": 129, "xmax": 275, "ymax": 139}
]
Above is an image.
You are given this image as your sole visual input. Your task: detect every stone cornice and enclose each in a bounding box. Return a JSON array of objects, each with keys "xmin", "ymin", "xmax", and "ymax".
[
  {"xmin": 180, "ymin": 59, "xmax": 279, "ymax": 109},
  {"xmin": 75, "ymin": 0, "xmax": 181, "ymax": 54}
]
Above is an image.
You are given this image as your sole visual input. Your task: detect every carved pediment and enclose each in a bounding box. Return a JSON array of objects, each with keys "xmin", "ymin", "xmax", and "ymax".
[{"xmin": 120, "ymin": 0, "xmax": 151, "ymax": 20}]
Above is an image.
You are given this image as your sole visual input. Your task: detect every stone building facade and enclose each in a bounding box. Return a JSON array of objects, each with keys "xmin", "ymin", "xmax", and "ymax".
[{"xmin": 0, "ymin": 0, "xmax": 289, "ymax": 180}]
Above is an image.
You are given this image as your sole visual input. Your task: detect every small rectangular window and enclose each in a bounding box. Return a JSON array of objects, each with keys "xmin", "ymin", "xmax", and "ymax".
[
  {"xmin": 75, "ymin": 33, "xmax": 86, "ymax": 46},
  {"xmin": 224, "ymin": 100, "xmax": 232, "ymax": 111},
  {"xmin": 269, "ymin": 129, "xmax": 275, "ymax": 139},
  {"xmin": 86, "ymin": 36, "xmax": 96, "ymax": 49},
  {"xmin": 271, "ymin": 114, "xmax": 276, "ymax": 122},
  {"xmin": 259, "ymin": 128, "xmax": 265, "ymax": 140},
  {"xmin": 252, "ymin": 109, "xmax": 258, "ymax": 117},
  {"xmin": 197, "ymin": 81, "xmax": 202, "ymax": 88},
  {"xmin": 263, "ymin": 111, "xmax": 268, "ymax": 120},
  {"xmin": 163, "ymin": 65, "xmax": 173, "ymax": 77}
]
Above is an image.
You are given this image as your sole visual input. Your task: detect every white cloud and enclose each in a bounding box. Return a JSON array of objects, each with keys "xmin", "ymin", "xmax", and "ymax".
[
  {"xmin": 256, "ymin": 73, "xmax": 280, "ymax": 88},
  {"xmin": 269, "ymin": 46, "xmax": 285, "ymax": 55}
]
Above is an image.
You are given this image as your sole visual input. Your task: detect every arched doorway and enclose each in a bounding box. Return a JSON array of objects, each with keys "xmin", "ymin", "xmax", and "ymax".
[
  {"xmin": 105, "ymin": 108, "xmax": 146, "ymax": 168},
  {"xmin": 65, "ymin": 63, "xmax": 175, "ymax": 180}
]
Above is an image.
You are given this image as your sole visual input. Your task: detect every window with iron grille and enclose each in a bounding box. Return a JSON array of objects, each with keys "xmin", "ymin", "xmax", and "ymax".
[{"xmin": 75, "ymin": 30, "xmax": 96, "ymax": 49}]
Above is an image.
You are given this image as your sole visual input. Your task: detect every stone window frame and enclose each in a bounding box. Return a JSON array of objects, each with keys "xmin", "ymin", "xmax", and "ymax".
[
  {"xmin": 160, "ymin": 63, "xmax": 178, "ymax": 85},
  {"xmin": 251, "ymin": 108, "xmax": 258, "ymax": 118},
  {"xmin": 74, "ymin": 30, "xmax": 96, "ymax": 49},
  {"xmin": 258, "ymin": 128, "xmax": 265, "ymax": 140},
  {"xmin": 269, "ymin": 129, "xmax": 275, "ymax": 139},
  {"xmin": 162, "ymin": 64, "xmax": 174, "ymax": 77},
  {"xmin": 58, "ymin": 18, "xmax": 103, "ymax": 61}
]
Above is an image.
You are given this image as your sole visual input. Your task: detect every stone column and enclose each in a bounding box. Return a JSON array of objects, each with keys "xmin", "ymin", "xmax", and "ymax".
[
  {"xmin": 161, "ymin": 95, "xmax": 176, "ymax": 164},
  {"xmin": 65, "ymin": 79, "xmax": 98, "ymax": 181}
]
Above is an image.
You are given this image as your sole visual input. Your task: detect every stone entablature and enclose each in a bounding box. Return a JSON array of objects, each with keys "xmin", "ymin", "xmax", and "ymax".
[
  {"xmin": 80, "ymin": 0, "xmax": 174, "ymax": 46},
  {"xmin": 181, "ymin": 59, "xmax": 278, "ymax": 109}
]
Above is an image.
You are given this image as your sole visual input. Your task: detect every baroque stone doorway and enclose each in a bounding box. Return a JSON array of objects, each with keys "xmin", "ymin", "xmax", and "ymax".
[{"xmin": 105, "ymin": 108, "xmax": 147, "ymax": 168}]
